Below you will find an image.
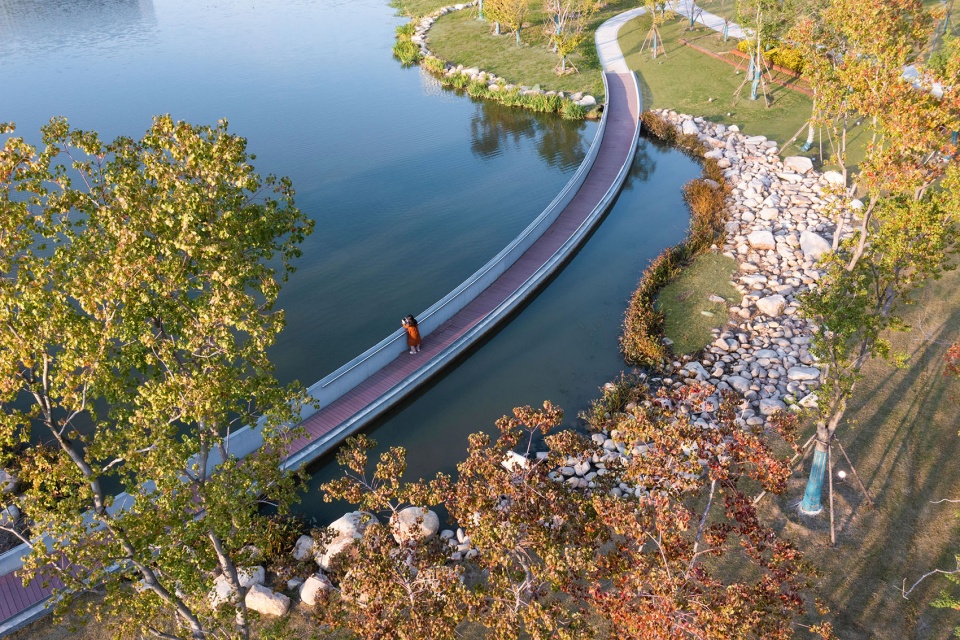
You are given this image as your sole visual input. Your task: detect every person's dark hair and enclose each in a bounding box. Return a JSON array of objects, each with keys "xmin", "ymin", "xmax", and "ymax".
[{"xmin": 403, "ymin": 314, "xmax": 418, "ymax": 327}]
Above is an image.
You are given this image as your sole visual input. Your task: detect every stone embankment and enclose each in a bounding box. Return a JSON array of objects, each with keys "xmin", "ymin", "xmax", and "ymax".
[
  {"xmin": 410, "ymin": 1, "xmax": 598, "ymax": 109},
  {"xmin": 649, "ymin": 109, "xmax": 855, "ymax": 426}
]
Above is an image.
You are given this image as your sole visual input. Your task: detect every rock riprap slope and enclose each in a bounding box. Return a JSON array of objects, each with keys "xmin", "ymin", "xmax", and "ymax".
[{"xmin": 649, "ymin": 109, "xmax": 855, "ymax": 428}]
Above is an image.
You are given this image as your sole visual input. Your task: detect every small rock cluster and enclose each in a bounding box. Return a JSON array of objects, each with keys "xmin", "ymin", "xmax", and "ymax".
[
  {"xmin": 410, "ymin": 1, "xmax": 598, "ymax": 108},
  {"xmin": 209, "ymin": 506, "xmax": 451, "ymax": 619},
  {"xmin": 648, "ymin": 109, "xmax": 859, "ymax": 425}
]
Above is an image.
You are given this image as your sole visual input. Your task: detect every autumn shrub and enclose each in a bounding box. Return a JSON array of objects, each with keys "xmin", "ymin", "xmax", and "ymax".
[
  {"xmin": 736, "ymin": 38, "xmax": 805, "ymax": 74},
  {"xmin": 768, "ymin": 44, "xmax": 805, "ymax": 74},
  {"xmin": 621, "ymin": 111, "xmax": 730, "ymax": 366},
  {"xmin": 580, "ymin": 373, "xmax": 646, "ymax": 430}
]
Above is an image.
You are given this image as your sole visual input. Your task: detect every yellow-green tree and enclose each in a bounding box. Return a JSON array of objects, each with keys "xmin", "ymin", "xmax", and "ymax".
[
  {"xmin": 0, "ymin": 116, "xmax": 314, "ymax": 638},
  {"xmin": 487, "ymin": 0, "xmax": 532, "ymax": 43},
  {"xmin": 545, "ymin": 0, "xmax": 601, "ymax": 73}
]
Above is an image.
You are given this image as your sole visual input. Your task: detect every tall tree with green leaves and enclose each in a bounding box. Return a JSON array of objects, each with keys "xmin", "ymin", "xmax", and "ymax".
[
  {"xmin": 0, "ymin": 116, "xmax": 314, "ymax": 638},
  {"xmin": 788, "ymin": 0, "xmax": 960, "ymax": 515}
]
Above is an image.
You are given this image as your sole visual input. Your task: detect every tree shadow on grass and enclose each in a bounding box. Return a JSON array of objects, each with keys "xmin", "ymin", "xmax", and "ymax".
[{"xmin": 763, "ymin": 281, "xmax": 960, "ymax": 639}]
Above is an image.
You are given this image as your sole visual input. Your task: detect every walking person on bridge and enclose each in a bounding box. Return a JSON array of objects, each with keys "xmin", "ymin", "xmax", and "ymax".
[{"xmin": 402, "ymin": 315, "xmax": 421, "ymax": 354}]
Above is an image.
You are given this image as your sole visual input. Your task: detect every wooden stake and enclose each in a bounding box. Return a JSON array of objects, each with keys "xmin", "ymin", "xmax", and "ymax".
[{"xmin": 833, "ymin": 436, "xmax": 875, "ymax": 509}]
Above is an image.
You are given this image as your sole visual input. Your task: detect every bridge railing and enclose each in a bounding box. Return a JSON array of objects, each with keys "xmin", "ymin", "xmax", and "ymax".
[{"xmin": 301, "ymin": 79, "xmax": 611, "ymax": 419}]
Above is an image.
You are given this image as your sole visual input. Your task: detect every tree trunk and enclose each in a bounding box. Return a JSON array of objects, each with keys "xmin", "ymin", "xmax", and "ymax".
[{"xmin": 800, "ymin": 401, "xmax": 846, "ymax": 514}]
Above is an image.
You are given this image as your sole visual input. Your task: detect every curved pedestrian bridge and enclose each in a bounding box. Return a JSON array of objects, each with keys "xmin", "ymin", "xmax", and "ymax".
[{"xmin": 0, "ymin": 18, "xmax": 643, "ymax": 636}]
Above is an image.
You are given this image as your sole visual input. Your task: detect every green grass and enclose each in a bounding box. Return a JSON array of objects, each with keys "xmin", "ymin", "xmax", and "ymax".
[
  {"xmin": 621, "ymin": 13, "xmax": 816, "ymax": 152},
  {"xmin": 621, "ymin": 11, "xmax": 870, "ymax": 170},
  {"xmin": 426, "ymin": 6, "xmax": 606, "ymax": 100},
  {"xmin": 761, "ymin": 267, "xmax": 960, "ymax": 639},
  {"xmin": 389, "ymin": 0, "xmax": 447, "ymax": 18},
  {"xmin": 656, "ymin": 252, "xmax": 739, "ymax": 355}
]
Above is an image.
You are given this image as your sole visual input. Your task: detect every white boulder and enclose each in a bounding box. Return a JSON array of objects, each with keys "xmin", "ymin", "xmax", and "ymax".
[
  {"xmin": 681, "ymin": 119, "xmax": 699, "ymax": 135},
  {"xmin": 501, "ymin": 450, "xmax": 530, "ymax": 472},
  {"xmin": 727, "ymin": 376, "xmax": 751, "ymax": 394},
  {"xmin": 0, "ymin": 469, "xmax": 17, "ymax": 494},
  {"xmin": 783, "ymin": 156, "xmax": 813, "ymax": 174},
  {"xmin": 787, "ymin": 366, "xmax": 820, "ymax": 381},
  {"xmin": 299, "ymin": 573, "xmax": 334, "ymax": 607},
  {"xmin": 747, "ymin": 230, "xmax": 776, "ymax": 251},
  {"xmin": 822, "ymin": 170, "xmax": 845, "ymax": 186},
  {"xmin": 317, "ymin": 511, "xmax": 378, "ymax": 570},
  {"xmin": 759, "ymin": 398, "xmax": 787, "ymax": 416},
  {"xmin": 756, "ymin": 295, "xmax": 787, "ymax": 317},
  {"xmin": 292, "ymin": 535, "xmax": 315, "ymax": 562},
  {"xmin": 208, "ymin": 568, "xmax": 263, "ymax": 609},
  {"xmin": 245, "ymin": 584, "xmax": 291, "ymax": 618},
  {"xmin": 390, "ymin": 506, "xmax": 440, "ymax": 543},
  {"xmin": 800, "ymin": 231, "xmax": 831, "ymax": 260}
]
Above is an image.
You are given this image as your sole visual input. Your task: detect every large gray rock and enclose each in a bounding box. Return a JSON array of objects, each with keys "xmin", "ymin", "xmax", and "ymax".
[
  {"xmin": 783, "ymin": 156, "xmax": 813, "ymax": 174},
  {"xmin": 317, "ymin": 511, "xmax": 378, "ymax": 570},
  {"xmin": 726, "ymin": 376, "xmax": 751, "ymax": 394},
  {"xmin": 681, "ymin": 119, "xmax": 699, "ymax": 135},
  {"xmin": 575, "ymin": 95, "xmax": 597, "ymax": 108},
  {"xmin": 759, "ymin": 398, "xmax": 787, "ymax": 416},
  {"xmin": 684, "ymin": 362, "xmax": 709, "ymax": 380},
  {"xmin": 391, "ymin": 506, "xmax": 440, "ymax": 543},
  {"xmin": 238, "ymin": 566, "xmax": 265, "ymax": 588},
  {"xmin": 747, "ymin": 230, "xmax": 776, "ymax": 251},
  {"xmin": 800, "ymin": 231, "xmax": 831, "ymax": 260},
  {"xmin": 756, "ymin": 295, "xmax": 787, "ymax": 317},
  {"xmin": 245, "ymin": 584, "xmax": 290, "ymax": 617},
  {"xmin": 299, "ymin": 573, "xmax": 334, "ymax": 607},
  {"xmin": 787, "ymin": 366, "xmax": 820, "ymax": 381},
  {"xmin": 292, "ymin": 535, "xmax": 315, "ymax": 562},
  {"xmin": 208, "ymin": 568, "xmax": 263, "ymax": 608}
]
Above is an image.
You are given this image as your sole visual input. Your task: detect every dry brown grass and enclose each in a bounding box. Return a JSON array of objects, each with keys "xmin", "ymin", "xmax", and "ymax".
[{"xmin": 761, "ymin": 269, "xmax": 960, "ymax": 639}]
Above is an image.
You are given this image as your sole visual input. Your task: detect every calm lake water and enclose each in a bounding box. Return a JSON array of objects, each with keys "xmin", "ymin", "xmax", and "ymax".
[{"xmin": 0, "ymin": 0, "xmax": 698, "ymax": 523}]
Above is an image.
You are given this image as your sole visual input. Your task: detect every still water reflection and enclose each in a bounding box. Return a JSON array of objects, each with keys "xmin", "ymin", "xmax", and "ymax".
[{"xmin": 0, "ymin": 0, "xmax": 698, "ymax": 525}]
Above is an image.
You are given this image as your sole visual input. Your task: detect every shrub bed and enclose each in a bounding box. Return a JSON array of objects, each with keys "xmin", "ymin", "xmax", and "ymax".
[{"xmin": 620, "ymin": 111, "xmax": 731, "ymax": 366}]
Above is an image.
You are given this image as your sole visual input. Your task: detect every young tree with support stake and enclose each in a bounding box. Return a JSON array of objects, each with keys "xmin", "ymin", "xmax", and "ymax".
[
  {"xmin": 788, "ymin": 0, "xmax": 960, "ymax": 516},
  {"xmin": 486, "ymin": 0, "xmax": 531, "ymax": 43},
  {"xmin": 545, "ymin": 0, "xmax": 600, "ymax": 74},
  {"xmin": 734, "ymin": 0, "xmax": 797, "ymax": 104},
  {"xmin": 0, "ymin": 116, "xmax": 314, "ymax": 638}
]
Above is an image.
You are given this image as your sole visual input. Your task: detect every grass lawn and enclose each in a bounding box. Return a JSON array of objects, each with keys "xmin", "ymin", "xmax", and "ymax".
[
  {"xmin": 657, "ymin": 252, "xmax": 740, "ymax": 354},
  {"xmin": 426, "ymin": 8, "xmax": 606, "ymax": 99},
  {"xmin": 621, "ymin": 13, "xmax": 815, "ymax": 149},
  {"xmin": 760, "ymin": 267, "xmax": 960, "ymax": 639},
  {"xmin": 418, "ymin": 0, "xmax": 649, "ymax": 102}
]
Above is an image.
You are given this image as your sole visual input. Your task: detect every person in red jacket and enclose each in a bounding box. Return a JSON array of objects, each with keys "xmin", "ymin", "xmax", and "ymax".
[{"xmin": 402, "ymin": 315, "xmax": 421, "ymax": 354}]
